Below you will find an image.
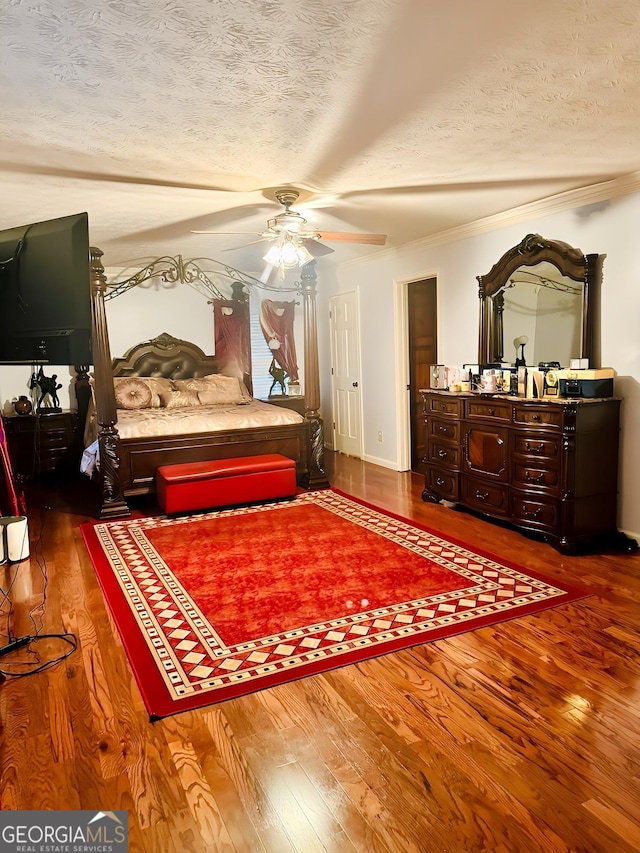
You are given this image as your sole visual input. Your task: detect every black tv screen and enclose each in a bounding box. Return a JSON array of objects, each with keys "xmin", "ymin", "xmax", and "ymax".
[{"xmin": 0, "ymin": 212, "xmax": 92, "ymax": 365}]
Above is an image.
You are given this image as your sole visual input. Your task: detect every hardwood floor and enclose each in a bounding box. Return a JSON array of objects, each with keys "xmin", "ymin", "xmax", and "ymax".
[{"xmin": 1, "ymin": 453, "xmax": 640, "ymax": 852}]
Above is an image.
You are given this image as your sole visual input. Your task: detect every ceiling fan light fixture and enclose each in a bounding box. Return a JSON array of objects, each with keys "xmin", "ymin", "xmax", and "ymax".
[
  {"xmin": 267, "ymin": 211, "xmax": 307, "ymax": 233},
  {"xmin": 263, "ymin": 236, "xmax": 313, "ymax": 275}
]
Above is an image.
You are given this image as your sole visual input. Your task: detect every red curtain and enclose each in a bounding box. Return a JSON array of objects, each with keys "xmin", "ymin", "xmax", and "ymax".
[
  {"xmin": 259, "ymin": 300, "xmax": 299, "ymax": 382},
  {"xmin": 213, "ymin": 300, "xmax": 250, "ymax": 380}
]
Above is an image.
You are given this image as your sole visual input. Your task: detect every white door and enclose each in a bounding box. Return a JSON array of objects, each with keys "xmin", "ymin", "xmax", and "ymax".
[{"xmin": 329, "ymin": 291, "xmax": 362, "ymax": 457}]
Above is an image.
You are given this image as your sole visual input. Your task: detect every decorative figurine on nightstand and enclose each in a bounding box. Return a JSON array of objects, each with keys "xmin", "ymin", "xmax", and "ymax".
[
  {"xmin": 268, "ymin": 359, "xmax": 289, "ymax": 397},
  {"xmin": 30, "ymin": 367, "xmax": 62, "ymax": 414}
]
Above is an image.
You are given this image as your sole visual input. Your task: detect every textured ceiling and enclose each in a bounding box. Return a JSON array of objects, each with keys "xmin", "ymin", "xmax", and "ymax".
[{"xmin": 1, "ymin": 0, "xmax": 640, "ymax": 279}]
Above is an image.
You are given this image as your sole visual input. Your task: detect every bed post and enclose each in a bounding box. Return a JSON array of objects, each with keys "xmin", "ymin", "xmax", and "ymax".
[
  {"xmin": 299, "ymin": 261, "xmax": 329, "ymax": 488},
  {"xmin": 90, "ymin": 247, "xmax": 131, "ymax": 519}
]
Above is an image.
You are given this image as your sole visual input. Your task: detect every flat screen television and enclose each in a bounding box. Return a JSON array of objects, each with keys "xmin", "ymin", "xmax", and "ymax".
[{"xmin": 0, "ymin": 212, "xmax": 92, "ymax": 365}]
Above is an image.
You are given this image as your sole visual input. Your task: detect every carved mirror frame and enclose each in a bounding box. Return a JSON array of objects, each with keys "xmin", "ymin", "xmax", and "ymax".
[{"xmin": 477, "ymin": 234, "xmax": 601, "ymax": 368}]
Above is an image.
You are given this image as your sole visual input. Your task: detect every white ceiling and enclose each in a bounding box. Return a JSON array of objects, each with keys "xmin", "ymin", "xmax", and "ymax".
[{"xmin": 2, "ymin": 0, "xmax": 640, "ymax": 280}]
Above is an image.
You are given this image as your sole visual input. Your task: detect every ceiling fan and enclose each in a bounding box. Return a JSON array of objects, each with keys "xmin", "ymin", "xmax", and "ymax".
[{"xmin": 191, "ymin": 189, "xmax": 387, "ymax": 273}]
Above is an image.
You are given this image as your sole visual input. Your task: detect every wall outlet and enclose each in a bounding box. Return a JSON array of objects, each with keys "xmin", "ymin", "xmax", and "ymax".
[{"xmin": 377, "ymin": 430, "xmax": 383, "ymax": 442}]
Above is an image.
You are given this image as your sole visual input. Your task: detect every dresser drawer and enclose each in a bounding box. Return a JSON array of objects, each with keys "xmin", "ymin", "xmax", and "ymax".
[
  {"xmin": 427, "ymin": 417, "xmax": 461, "ymax": 443},
  {"xmin": 461, "ymin": 476, "xmax": 509, "ymax": 516},
  {"xmin": 39, "ymin": 447, "xmax": 70, "ymax": 472},
  {"xmin": 511, "ymin": 490, "xmax": 559, "ymax": 533},
  {"xmin": 513, "ymin": 405, "xmax": 563, "ymax": 430},
  {"xmin": 512, "ymin": 433, "xmax": 562, "ymax": 462},
  {"xmin": 512, "ymin": 463, "xmax": 560, "ymax": 493},
  {"xmin": 425, "ymin": 394, "xmax": 463, "ymax": 418},
  {"xmin": 464, "ymin": 398, "xmax": 512, "ymax": 422},
  {"xmin": 38, "ymin": 431, "xmax": 72, "ymax": 450},
  {"xmin": 427, "ymin": 440, "xmax": 462, "ymax": 468},
  {"xmin": 424, "ymin": 466, "xmax": 459, "ymax": 501}
]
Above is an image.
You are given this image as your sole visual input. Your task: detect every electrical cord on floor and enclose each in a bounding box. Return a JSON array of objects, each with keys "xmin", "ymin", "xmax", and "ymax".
[
  {"xmin": 0, "ymin": 427, "xmax": 79, "ymax": 678},
  {"xmin": 0, "ymin": 632, "xmax": 78, "ymax": 678}
]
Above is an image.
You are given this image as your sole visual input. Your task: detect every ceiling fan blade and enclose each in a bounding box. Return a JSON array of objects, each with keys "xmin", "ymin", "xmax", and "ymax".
[
  {"xmin": 0, "ymin": 158, "xmax": 262, "ymax": 194},
  {"xmin": 315, "ymin": 231, "xmax": 386, "ymax": 245},
  {"xmin": 219, "ymin": 237, "xmax": 274, "ymax": 251},
  {"xmin": 120, "ymin": 204, "xmax": 274, "ymax": 243},
  {"xmin": 305, "ymin": 0, "xmax": 542, "ymax": 184},
  {"xmin": 301, "ymin": 239, "xmax": 335, "ymax": 259},
  {"xmin": 191, "ymin": 230, "xmax": 262, "ymax": 235},
  {"xmin": 335, "ymin": 174, "xmax": 615, "ymax": 200},
  {"xmin": 259, "ymin": 263, "xmax": 279, "ymax": 285}
]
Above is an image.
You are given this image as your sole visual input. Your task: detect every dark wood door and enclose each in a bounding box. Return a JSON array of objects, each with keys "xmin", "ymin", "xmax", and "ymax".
[{"xmin": 408, "ymin": 278, "xmax": 437, "ymax": 473}]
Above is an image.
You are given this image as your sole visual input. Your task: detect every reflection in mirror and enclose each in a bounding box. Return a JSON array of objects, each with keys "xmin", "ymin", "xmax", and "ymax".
[
  {"xmin": 502, "ymin": 261, "xmax": 583, "ymax": 367},
  {"xmin": 477, "ymin": 234, "xmax": 601, "ymax": 368}
]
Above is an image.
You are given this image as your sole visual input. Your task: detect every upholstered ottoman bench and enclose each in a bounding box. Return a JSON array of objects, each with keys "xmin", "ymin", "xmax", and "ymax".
[{"xmin": 156, "ymin": 454, "xmax": 297, "ymax": 514}]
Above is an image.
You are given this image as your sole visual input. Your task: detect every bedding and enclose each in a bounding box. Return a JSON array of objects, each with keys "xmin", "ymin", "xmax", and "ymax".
[
  {"xmin": 81, "ymin": 398, "xmax": 304, "ymax": 478},
  {"xmin": 84, "ymin": 386, "xmax": 304, "ymax": 446},
  {"xmin": 111, "ymin": 398, "xmax": 302, "ymax": 440}
]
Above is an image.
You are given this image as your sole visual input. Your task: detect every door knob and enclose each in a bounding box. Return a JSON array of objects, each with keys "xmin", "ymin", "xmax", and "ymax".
[{"xmin": 352, "ymin": 381, "xmax": 358, "ymax": 387}]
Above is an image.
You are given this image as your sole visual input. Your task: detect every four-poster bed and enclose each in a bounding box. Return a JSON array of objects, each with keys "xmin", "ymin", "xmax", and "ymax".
[{"xmin": 83, "ymin": 249, "xmax": 328, "ymax": 519}]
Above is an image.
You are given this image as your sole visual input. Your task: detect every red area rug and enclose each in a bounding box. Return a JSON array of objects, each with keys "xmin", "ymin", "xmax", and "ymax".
[{"xmin": 80, "ymin": 490, "xmax": 587, "ymax": 718}]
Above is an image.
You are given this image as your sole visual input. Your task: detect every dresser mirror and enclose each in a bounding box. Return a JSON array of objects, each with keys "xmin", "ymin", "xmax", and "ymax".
[{"xmin": 477, "ymin": 234, "xmax": 601, "ymax": 368}]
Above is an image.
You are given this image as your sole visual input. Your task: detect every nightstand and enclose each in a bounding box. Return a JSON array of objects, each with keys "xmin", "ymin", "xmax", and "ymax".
[
  {"xmin": 261, "ymin": 396, "xmax": 307, "ymax": 416},
  {"xmin": 2, "ymin": 410, "xmax": 80, "ymax": 479}
]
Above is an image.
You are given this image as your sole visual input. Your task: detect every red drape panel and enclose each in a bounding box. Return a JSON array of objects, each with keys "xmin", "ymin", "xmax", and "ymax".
[
  {"xmin": 0, "ymin": 417, "xmax": 25, "ymax": 516},
  {"xmin": 259, "ymin": 300, "xmax": 299, "ymax": 381},
  {"xmin": 213, "ymin": 300, "xmax": 250, "ymax": 379}
]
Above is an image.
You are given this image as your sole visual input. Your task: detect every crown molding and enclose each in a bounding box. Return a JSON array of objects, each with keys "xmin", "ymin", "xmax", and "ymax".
[{"xmin": 342, "ymin": 171, "xmax": 640, "ymax": 267}]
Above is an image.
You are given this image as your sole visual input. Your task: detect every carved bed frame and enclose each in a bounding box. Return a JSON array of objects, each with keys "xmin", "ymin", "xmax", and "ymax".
[{"xmin": 84, "ymin": 249, "xmax": 328, "ymax": 519}]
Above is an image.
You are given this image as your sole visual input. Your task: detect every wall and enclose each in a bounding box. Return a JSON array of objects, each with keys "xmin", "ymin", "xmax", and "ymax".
[
  {"xmin": 0, "ymin": 274, "xmax": 306, "ymax": 411},
  {"xmin": 2, "ymin": 190, "xmax": 638, "ymax": 539},
  {"xmin": 321, "ymin": 189, "xmax": 640, "ymax": 541},
  {"xmin": 0, "ymin": 277, "xmax": 215, "ymax": 415}
]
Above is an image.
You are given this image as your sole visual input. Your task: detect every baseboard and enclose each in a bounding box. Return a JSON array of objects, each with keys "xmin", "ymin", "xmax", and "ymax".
[
  {"xmin": 621, "ymin": 527, "xmax": 640, "ymax": 546},
  {"xmin": 362, "ymin": 453, "xmax": 401, "ymax": 471}
]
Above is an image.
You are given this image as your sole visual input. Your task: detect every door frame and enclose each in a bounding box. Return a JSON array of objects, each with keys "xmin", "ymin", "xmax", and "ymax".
[
  {"xmin": 329, "ymin": 289, "xmax": 364, "ymax": 459},
  {"xmin": 393, "ymin": 273, "xmax": 439, "ymax": 471}
]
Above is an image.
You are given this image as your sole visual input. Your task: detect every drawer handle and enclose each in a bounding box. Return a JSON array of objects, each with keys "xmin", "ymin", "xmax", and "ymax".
[
  {"xmin": 436, "ymin": 477, "xmax": 445, "ymax": 486},
  {"xmin": 522, "ymin": 506, "xmax": 541, "ymax": 519},
  {"xmin": 438, "ymin": 425, "xmax": 448, "ymax": 433},
  {"xmin": 488, "ymin": 407, "xmax": 495, "ymax": 415},
  {"xmin": 525, "ymin": 471, "xmax": 544, "ymax": 483},
  {"xmin": 524, "ymin": 442, "xmax": 544, "ymax": 453},
  {"xmin": 438, "ymin": 449, "xmax": 448, "ymax": 458},
  {"xmin": 474, "ymin": 490, "xmax": 489, "ymax": 501},
  {"xmin": 531, "ymin": 414, "xmax": 542, "ymax": 422}
]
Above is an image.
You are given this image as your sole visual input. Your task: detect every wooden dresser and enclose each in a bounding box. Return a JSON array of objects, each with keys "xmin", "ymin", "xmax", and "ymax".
[{"xmin": 421, "ymin": 390, "xmax": 624, "ymax": 553}]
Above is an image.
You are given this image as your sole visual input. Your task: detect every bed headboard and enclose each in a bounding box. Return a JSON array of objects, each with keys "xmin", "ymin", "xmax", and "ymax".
[{"xmin": 112, "ymin": 332, "xmax": 224, "ymax": 381}]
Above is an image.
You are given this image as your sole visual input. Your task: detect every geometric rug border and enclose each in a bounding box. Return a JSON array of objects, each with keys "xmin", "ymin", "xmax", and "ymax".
[{"xmin": 80, "ymin": 489, "xmax": 590, "ymax": 720}]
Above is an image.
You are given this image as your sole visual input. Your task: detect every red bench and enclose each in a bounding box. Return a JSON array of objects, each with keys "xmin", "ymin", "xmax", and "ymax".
[{"xmin": 156, "ymin": 454, "xmax": 297, "ymax": 514}]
